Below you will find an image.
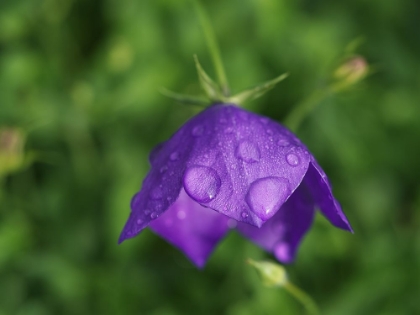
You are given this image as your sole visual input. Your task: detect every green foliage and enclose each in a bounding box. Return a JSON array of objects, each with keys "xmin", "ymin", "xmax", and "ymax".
[{"xmin": 1, "ymin": 0, "xmax": 419, "ymax": 314}]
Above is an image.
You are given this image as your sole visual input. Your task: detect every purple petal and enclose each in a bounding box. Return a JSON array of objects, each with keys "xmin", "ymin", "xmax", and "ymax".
[
  {"xmin": 149, "ymin": 189, "xmax": 230, "ymax": 268},
  {"xmin": 180, "ymin": 104, "xmax": 311, "ymax": 227},
  {"xmin": 306, "ymin": 159, "xmax": 353, "ymax": 232},
  {"xmin": 237, "ymin": 182, "xmax": 315, "ymax": 263}
]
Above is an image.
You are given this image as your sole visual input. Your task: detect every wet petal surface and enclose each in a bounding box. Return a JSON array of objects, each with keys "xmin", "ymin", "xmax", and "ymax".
[
  {"xmin": 306, "ymin": 159, "xmax": 353, "ymax": 232},
  {"xmin": 150, "ymin": 189, "xmax": 230, "ymax": 268},
  {"xmin": 237, "ymin": 182, "xmax": 315, "ymax": 263}
]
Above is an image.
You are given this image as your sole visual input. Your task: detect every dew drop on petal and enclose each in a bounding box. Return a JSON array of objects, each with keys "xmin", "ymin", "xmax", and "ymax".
[
  {"xmin": 246, "ymin": 177, "xmax": 290, "ymax": 221},
  {"xmin": 277, "ymin": 138, "xmax": 290, "ymax": 147},
  {"xmin": 227, "ymin": 219, "xmax": 237, "ymax": 229},
  {"xmin": 224, "ymin": 127, "xmax": 234, "ymax": 134},
  {"xmin": 150, "ymin": 212, "xmax": 158, "ymax": 219},
  {"xmin": 241, "ymin": 212, "xmax": 249, "ymax": 219},
  {"xmin": 150, "ymin": 187, "xmax": 163, "ymax": 200},
  {"xmin": 260, "ymin": 117, "xmax": 269, "ymax": 124},
  {"xmin": 177, "ymin": 210, "xmax": 186, "ymax": 220},
  {"xmin": 136, "ymin": 219, "xmax": 142, "ymax": 225},
  {"xmin": 192, "ymin": 125, "xmax": 204, "ymax": 136},
  {"xmin": 286, "ymin": 153, "xmax": 300, "ymax": 166},
  {"xmin": 235, "ymin": 140, "xmax": 261, "ymax": 163},
  {"xmin": 266, "ymin": 129, "xmax": 273, "ymax": 135},
  {"xmin": 170, "ymin": 152, "xmax": 179, "ymax": 161},
  {"xmin": 183, "ymin": 166, "xmax": 221, "ymax": 203},
  {"xmin": 160, "ymin": 165, "xmax": 168, "ymax": 173}
]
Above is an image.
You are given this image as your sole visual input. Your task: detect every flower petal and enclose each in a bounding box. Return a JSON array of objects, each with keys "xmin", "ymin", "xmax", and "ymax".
[
  {"xmin": 236, "ymin": 182, "xmax": 315, "ymax": 263},
  {"xmin": 306, "ymin": 159, "xmax": 353, "ymax": 232},
  {"xmin": 181, "ymin": 104, "xmax": 311, "ymax": 227},
  {"xmin": 120, "ymin": 104, "xmax": 311, "ymax": 242},
  {"xmin": 149, "ymin": 189, "xmax": 230, "ymax": 268}
]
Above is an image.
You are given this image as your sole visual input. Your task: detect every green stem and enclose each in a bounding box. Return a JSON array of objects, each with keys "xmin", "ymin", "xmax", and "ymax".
[
  {"xmin": 284, "ymin": 282, "xmax": 320, "ymax": 315},
  {"xmin": 283, "ymin": 79, "xmax": 352, "ymax": 132},
  {"xmin": 192, "ymin": 0, "xmax": 230, "ymax": 97},
  {"xmin": 283, "ymin": 88, "xmax": 331, "ymax": 132}
]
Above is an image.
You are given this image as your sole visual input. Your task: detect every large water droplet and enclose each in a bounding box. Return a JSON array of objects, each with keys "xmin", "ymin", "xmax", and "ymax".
[
  {"xmin": 235, "ymin": 140, "xmax": 261, "ymax": 163},
  {"xmin": 286, "ymin": 153, "xmax": 300, "ymax": 166},
  {"xmin": 170, "ymin": 152, "xmax": 179, "ymax": 161},
  {"xmin": 246, "ymin": 177, "xmax": 290, "ymax": 221},
  {"xmin": 150, "ymin": 187, "xmax": 163, "ymax": 200},
  {"xmin": 183, "ymin": 166, "xmax": 221, "ymax": 203},
  {"xmin": 150, "ymin": 212, "xmax": 158, "ymax": 219},
  {"xmin": 192, "ymin": 125, "xmax": 204, "ymax": 136}
]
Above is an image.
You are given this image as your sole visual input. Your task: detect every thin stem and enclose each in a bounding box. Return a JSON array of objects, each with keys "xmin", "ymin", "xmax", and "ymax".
[
  {"xmin": 192, "ymin": 0, "xmax": 230, "ymax": 97},
  {"xmin": 284, "ymin": 282, "xmax": 320, "ymax": 315},
  {"xmin": 283, "ymin": 88, "xmax": 331, "ymax": 132}
]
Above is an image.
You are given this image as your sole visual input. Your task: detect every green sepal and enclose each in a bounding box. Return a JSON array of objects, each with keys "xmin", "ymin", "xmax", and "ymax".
[
  {"xmin": 227, "ymin": 73, "xmax": 289, "ymax": 105},
  {"xmin": 228, "ymin": 73, "xmax": 289, "ymax": 104},
  {"xmin": 194, "ymin": 55, "xmax": 225, "ymax": 102},
  {"xmin": 159, "ymin": 88, "xmax": 209, "ymax": 107}
]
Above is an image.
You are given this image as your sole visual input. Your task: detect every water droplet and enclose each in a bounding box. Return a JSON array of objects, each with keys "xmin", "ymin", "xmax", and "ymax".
[
  {"xmin": 192, "ymin": 125, "xmax": 204, "ymax": 136},
  {"xmin": 183, "ymin": 166, "xmax": 221, "ymax": 203},
  {"xmin": 136, "ymin": 219, "xmax": 142, "ymax": 225},
  {"xmin": 286, "ymin": 153, "xmax": 300, "ymax": 166},
  {"xmin": 170, "ymin": 152, "xmax": 179, "ymax": 161},
  {"xmin": 236, "ymin": 140, "xmax": 261, "ymax": 163},
  {"xmin": 266, "ymin": 129, "xmax": 273, "ymax": 135},
  {"xmin": 150, "ymin": 187, "xmax": 163, "ymax": 200},
  {"xmin": 227, "ymin": 219, "xmax": 237, "ymax": 229},
  {"xmin": 160, "ymin": 166, "xmax": 168, "ymax": 173},
  {"xmin": 277, "ymin": 138, "xmax": 290, "ymax": 147},
  {"xmin": 260, "ymin": 117, "xmax": 269, "ymax": 124},
  {"xmin": 150, "ymin": 212, "xmax": 158, "ymax": 219},
  {"xmin": 241, "ymin": 212, "xmax": 249, "ymax": 219},
  {"xmin": 177, "ymin": 210, "xmax": 186, "ymax": 220},
  {"xmin": 246, "ymin": 177, "xmax": 290, "ymax": 221}
]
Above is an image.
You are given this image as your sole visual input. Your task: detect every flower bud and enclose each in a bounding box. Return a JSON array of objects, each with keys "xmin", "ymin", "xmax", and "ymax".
[
  {"xmin": 334, "ymin": 56, "xmax": 368, "ymax": 86},
  {"xmin": 0, "ymin": 127, "xmax": 25, "ymax": 176},
  {"xmin": 247, "ymin": 259, "xmax": 288, "ymax": 287}
]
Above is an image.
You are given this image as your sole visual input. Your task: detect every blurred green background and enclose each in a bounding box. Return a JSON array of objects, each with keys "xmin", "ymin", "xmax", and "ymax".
[{"xmin": 1, "ymin": 0, "xmax": 419, "ymax": 314}]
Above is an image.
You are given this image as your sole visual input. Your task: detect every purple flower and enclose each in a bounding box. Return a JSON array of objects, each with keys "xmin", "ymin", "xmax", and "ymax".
[{"xmin": 119, "ymin": 103, "xmax": 352, "ymax": 268}]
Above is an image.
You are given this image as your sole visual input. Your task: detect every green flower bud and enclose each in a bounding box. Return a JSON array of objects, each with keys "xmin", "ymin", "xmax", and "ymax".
[{"xmin": 247, "ymin": 259, "xmax": 288, "ymax": 287}]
